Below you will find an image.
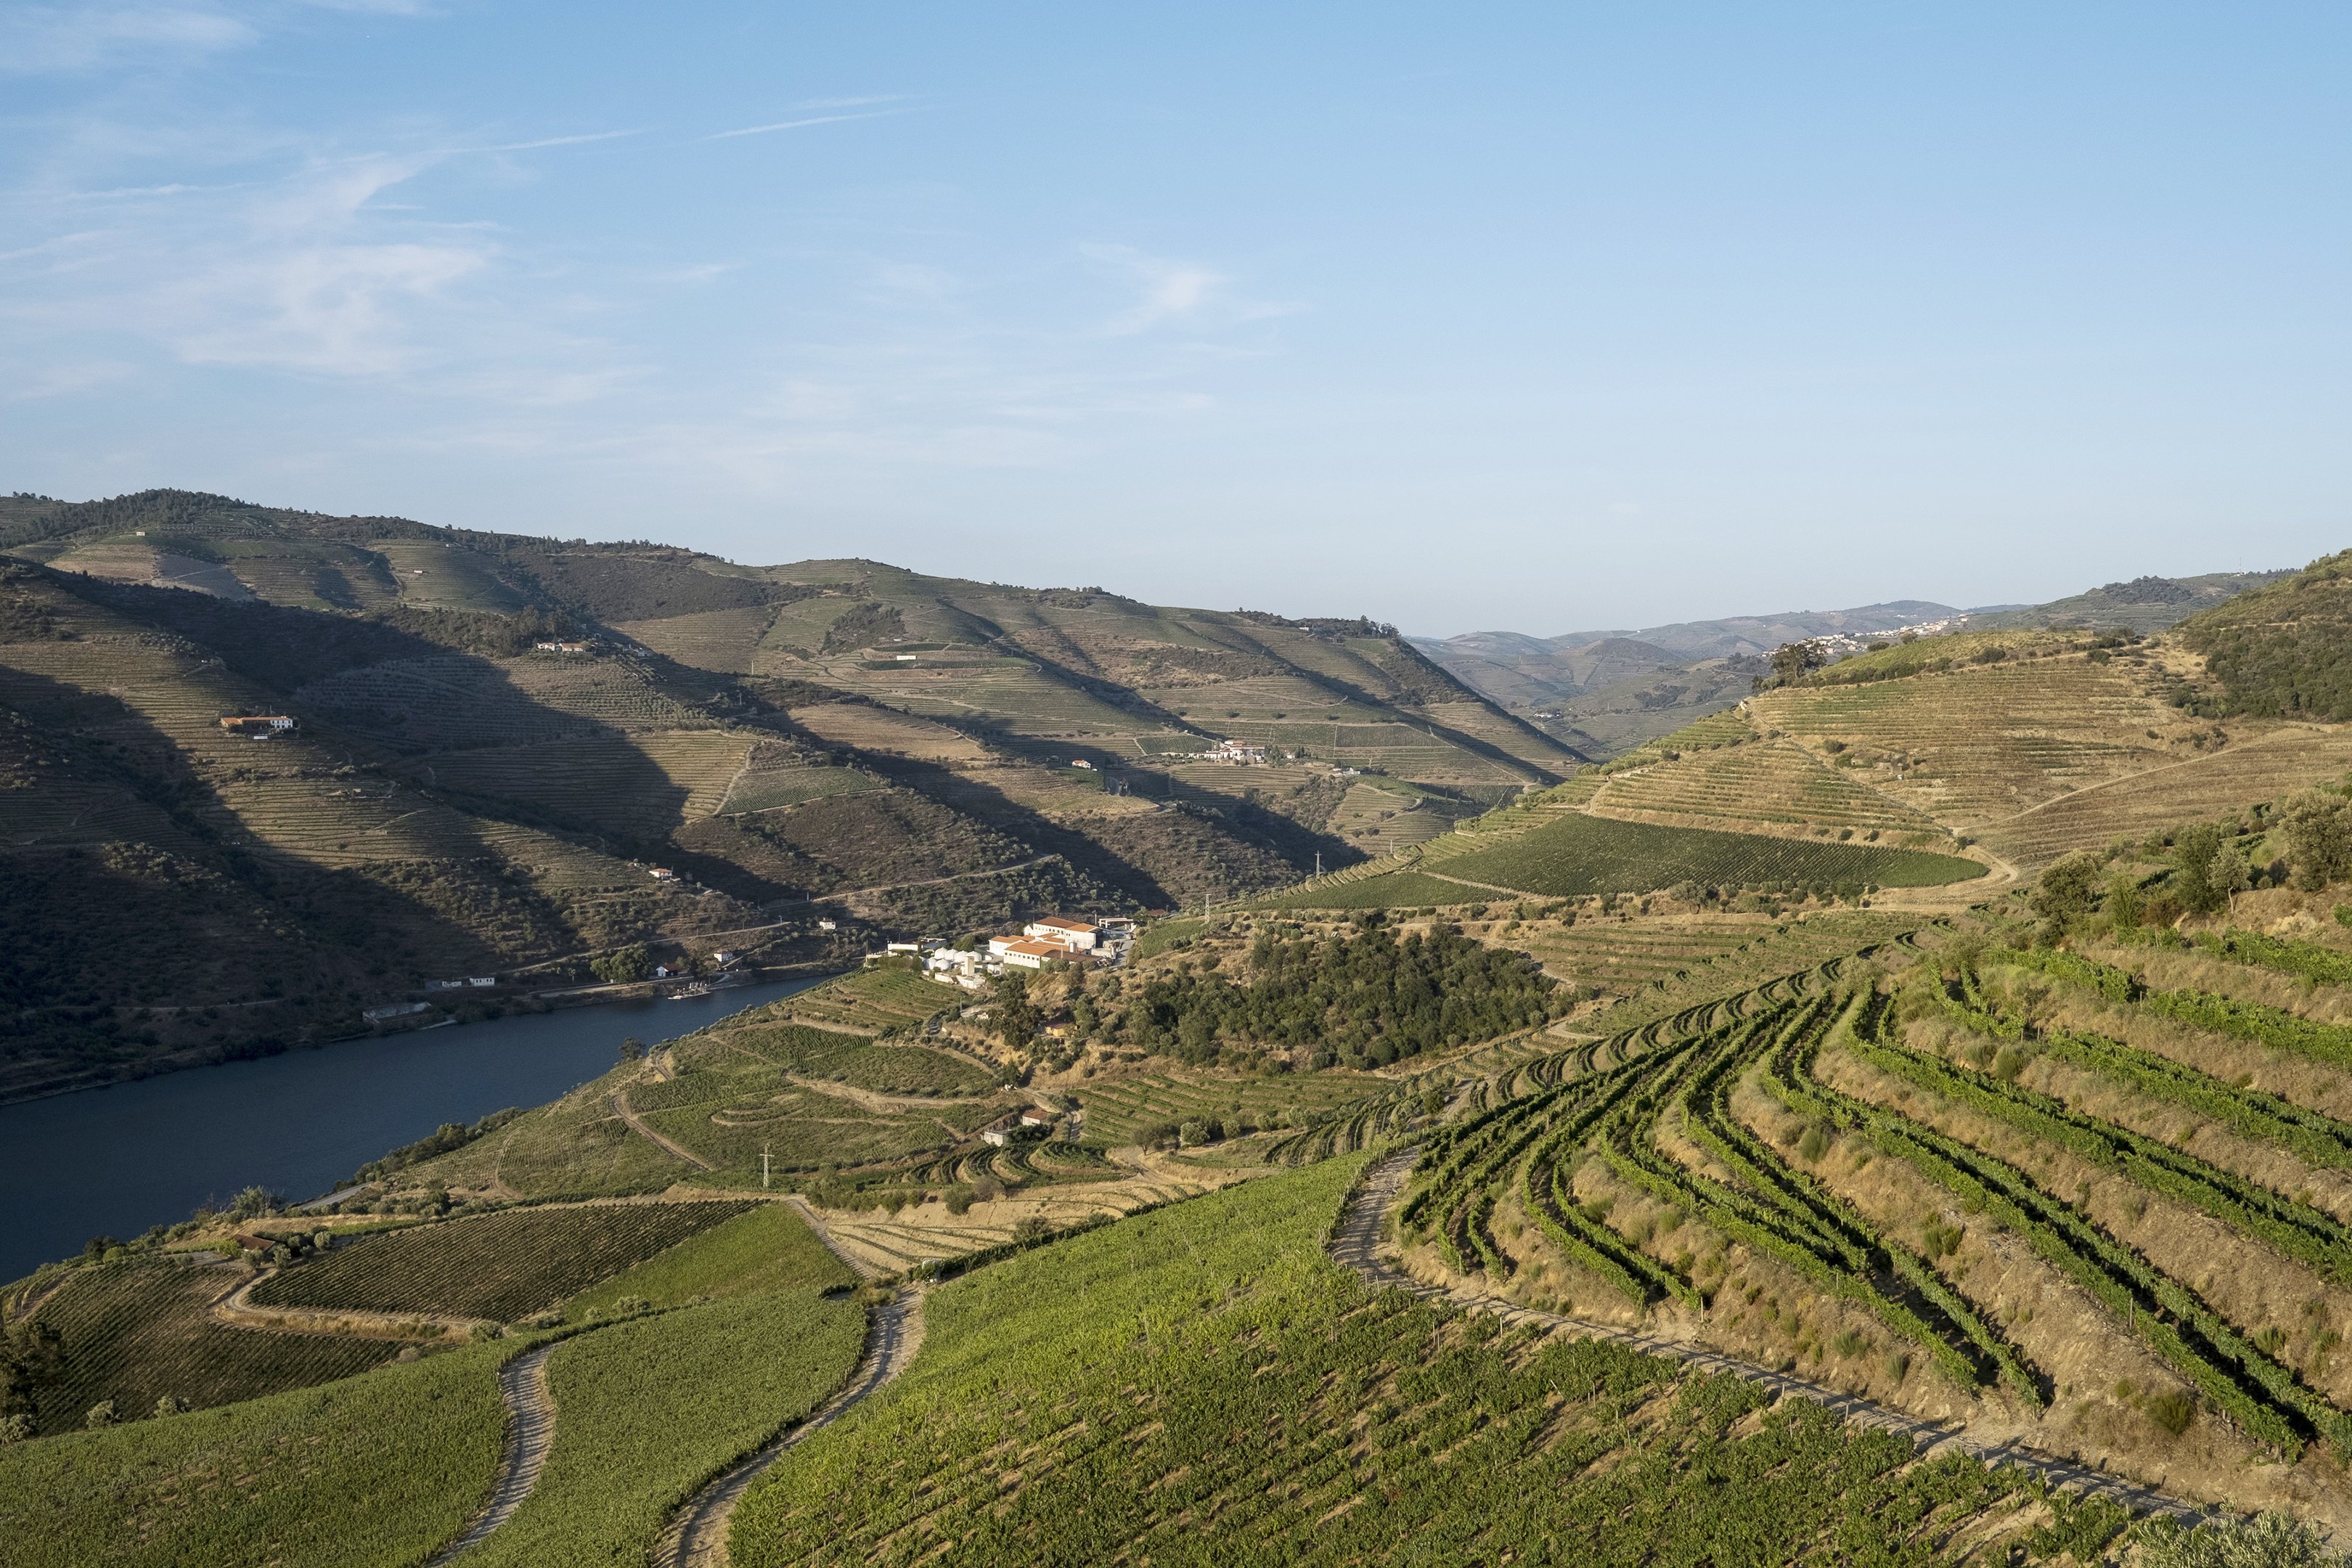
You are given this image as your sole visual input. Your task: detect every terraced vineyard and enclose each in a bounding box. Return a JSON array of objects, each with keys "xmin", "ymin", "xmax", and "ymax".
[
  {"xmin": 249, "ymin": 1202, "xmax": 756, "ymax": 1321},
  {"xmin": 1386, "ymin": 927, "xmax": 2352, "ymax": 1504},
  {"xmin": 634, "ymin": 1079, "xmax": 1000, "ymax": 1173},
  {"xmin": 716, "ymin": 758, "xmax": 881, "ymax": 814},
  {"xmin": 19, "ymin": 1258, "xmax": 404, "ymax": 1434},
  {"xmin": 1755, "ymin": 658, "xmax": 2168, "ymax": 809},
  {"xmin": 771, "ymin": 967, "xmax": 953, "ymax": 1031},
  {"xmin": 728, "ymin": 1155, "xmax": 2128, "ymax": 1567},
  {"xmin": 1589, "ymin": 736, "xmax": 1940, "ymax": 836},
  {"xmin": 1986, "ymin": 727, "xmax": 2352, "ymax": 866},
  {"xmin": 1255, "ymin": 867, "xmax": 1485, "ymax": 910},
  {"xmin": 1071, "ymin": 1068, "xmax": 1390, "ymax": 1147},
  {"xmin": 425, "ymin": 732, "xmax": 754, "ymax": 836},
  {"xmin": 1574, "ymin": 912, "xmax": 1924, "ymax": 1029},
  {"xmin": 1431, "ymin": 809, "xmax": 1985, "ymax": 896},
  {"xmin": 1516, "ymin": 915, "xmax": 1779, "ymax": 995},
  {"xmin": 722, "ymin": 1022, "xmax": 995, "ymax": 1095},
  {"xmin": 610, "ymin": 603, "xmax": 779, "ymax": 671},
  {"xmin": 1323, "ymin": 780, "xmax": 1455, "ymax": 851}
]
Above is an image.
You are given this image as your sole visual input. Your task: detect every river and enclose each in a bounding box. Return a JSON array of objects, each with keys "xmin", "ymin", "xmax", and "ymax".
[{"xmin": 0, "ymin": 977, "xmax": 824, "ymax": 1283}]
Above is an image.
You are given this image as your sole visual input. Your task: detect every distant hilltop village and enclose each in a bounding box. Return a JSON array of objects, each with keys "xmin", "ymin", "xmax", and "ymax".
[{"xmin": 1803, "ymin": 614, "xmax": 1972, "ymax": 660}]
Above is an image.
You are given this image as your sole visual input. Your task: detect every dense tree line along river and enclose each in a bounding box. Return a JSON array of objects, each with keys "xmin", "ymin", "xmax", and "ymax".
[{"xmin": 0, "ymin": 979, "xmax": 821, "ymax": 1282}]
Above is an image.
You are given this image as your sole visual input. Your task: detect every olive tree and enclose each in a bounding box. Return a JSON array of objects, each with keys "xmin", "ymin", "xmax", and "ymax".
[{"xmin": 2281, "ymin": 788, "xmax": 2352, "ymax": 890}]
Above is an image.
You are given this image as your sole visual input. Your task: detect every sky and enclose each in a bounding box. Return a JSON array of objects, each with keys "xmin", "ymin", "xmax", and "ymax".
[{"xmin": 4, "ymin": 4, "xmax": 2349, "ymax": 637}]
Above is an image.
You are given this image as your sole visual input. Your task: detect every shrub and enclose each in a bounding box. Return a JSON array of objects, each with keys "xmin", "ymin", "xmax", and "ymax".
[
  {"xmin": 2139, "ymin": 1511, "xmax": 2348, "ymax": 1568},
  {"xmin": 2144, "ymin": 1389, "xmax": 2197, "ymax": 1435}
]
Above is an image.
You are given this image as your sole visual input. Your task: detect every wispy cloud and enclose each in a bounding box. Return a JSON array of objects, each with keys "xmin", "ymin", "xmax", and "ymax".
[
  {"xmin": 1, "ymin": 3, "xmax": 253, "ymax": 74},
  {"xmin": 703, "ymin": 110, "xmax": 900, "ymax": 142},
  {"xmin": 1084, "ymin": 243, "xmax": 1286, "ymax": 336},
  {"xmin": 296, "ymin": 0, "xmax": 436, "ymax": 14},
  {"xmin": 477, "ymin": 129, "xmax": 645, "ymax": 154}
]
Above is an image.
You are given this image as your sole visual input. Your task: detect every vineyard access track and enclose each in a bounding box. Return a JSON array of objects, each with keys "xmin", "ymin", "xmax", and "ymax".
[
  {"xmin": 654, "ymin": 1289, "xmax": 925, "ymax": 1568},
  {"xmin": 610, "ymin": 1082, "xmax": 719, "ymax": 1171},
  {"xmin": 427, "ymin": 1343, "xmax": 558, "ymax": 1565},
  {"xmin": 1331, "ymin": 1148, "xmax": 2196, "ymax": 1522}
]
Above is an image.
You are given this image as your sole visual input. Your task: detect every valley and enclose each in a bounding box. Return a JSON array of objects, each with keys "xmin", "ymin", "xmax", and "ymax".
[{"xmin": 12, "ymin": 503, "xmax": 2352, "ymax": 1563}]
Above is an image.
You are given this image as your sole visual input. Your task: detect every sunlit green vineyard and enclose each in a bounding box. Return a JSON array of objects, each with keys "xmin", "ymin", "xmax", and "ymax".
[
  {"xmin": 728, "ymin": 1156, "xmax": 2127, "ymax": 1567},
  {"xmin": 1432, "ymin": 809, "xmax": 1985, "ymax": 896},
  {"xmin": 1397, "ymin": 928, "xmax": 2352, "ymax": 1479}
]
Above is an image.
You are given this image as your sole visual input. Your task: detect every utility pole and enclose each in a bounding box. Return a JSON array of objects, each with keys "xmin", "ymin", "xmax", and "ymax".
[
  {"xmin": 1315, "ymin": 851, "xmax": 1323, "ymax": 878},
  {"xmin": 761, "ymin": 1143, "xmax": 772, "ymax": 1191}
]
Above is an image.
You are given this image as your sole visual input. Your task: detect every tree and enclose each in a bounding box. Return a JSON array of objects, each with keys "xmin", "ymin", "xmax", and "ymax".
[
  {"xmin": 1, "ymin": 1321, "xmax": 62, "ymax": 1423},
  {"xmin": 992, "ymin": 971, "xmax": 1040, "ymax": 1049},
  {"xmin": 2173, "ymin": 822, "xmax": 2228, "ymax": 913},
  {"xmin": 618, "ymin": 1035, "xmax": 646, "ymax": 1063},
  {"xmin": 2106, "ymin": 872, "xmax": 2143, "ymax": 930},
  {"xmin": 83, "ymin": 1400, "xmax": 116, "ymax": 1429},
  {"xmin": 1769, "ymin": 640, "xmax": 1829, "ymax": 686},
  {"xmin": 590, "ymin": 945, "xmax": 652, "ymax": 984},
  {"xmin": 2210, "ymin": 845, "xmax": 2253, "ymax": 913},
  {"xmin": 2028, "ymin": 853, "xmax": 2104, "ymax": 936},
  {"xmin": 2281, "ymin": 788, "xmax": 2352, "ymax": 891}
]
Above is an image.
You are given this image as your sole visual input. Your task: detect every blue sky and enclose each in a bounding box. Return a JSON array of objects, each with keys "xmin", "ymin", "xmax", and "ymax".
[{"xmin": 4, "ymin": 4, "xmax": 2348, "ymax": 636}]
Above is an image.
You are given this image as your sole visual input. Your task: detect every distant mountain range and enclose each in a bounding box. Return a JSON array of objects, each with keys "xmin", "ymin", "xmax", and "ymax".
[{"xmin": 1411, "ymin": 571, "xmax": 2292, "ymax": 759}]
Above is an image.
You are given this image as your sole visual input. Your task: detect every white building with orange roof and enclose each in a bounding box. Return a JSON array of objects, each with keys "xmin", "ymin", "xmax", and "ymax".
[{"xmin": 1023, "ymin": 915, "xmax": 1098, "ymax": 951}]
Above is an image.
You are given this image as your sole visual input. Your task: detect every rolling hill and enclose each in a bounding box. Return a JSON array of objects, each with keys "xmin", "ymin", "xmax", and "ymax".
[
  {"xmin": 1418, "ymin": 572, "xmax": 2290, "ymax": 761},
  {"xmin": 0, "ymin": 489, "xmax": 1576, "ymax": 1100}
]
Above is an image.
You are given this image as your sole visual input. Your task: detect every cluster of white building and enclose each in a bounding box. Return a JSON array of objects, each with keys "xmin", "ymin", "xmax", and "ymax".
[
  {"xmin": 1805, "ymin": 616, "xmax": 1972, "ymax": 660},
  {"xmin": 915, "ymin": 915, "xmax": 1135, "ymax": 990}
]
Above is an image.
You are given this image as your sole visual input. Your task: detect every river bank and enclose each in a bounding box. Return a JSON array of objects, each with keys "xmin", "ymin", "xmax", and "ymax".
[{"xmin": 0, "ymin": 976, "xmax": 826, "ymax": 1283}]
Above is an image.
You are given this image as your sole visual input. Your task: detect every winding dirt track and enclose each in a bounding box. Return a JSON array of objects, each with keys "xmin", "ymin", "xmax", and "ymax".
[
  {"xmin": 428, "ymin": 1343, "xmax": 559, "ymax": 1564},
  {"xmin": 654, "ymin": 1289, "xmax": 925, "ymax": 1568},
  {"xmin": 610, "ymin": 1085, "xmax": 718, "ymax": 1170},
  {"xmin": 1331, "ymin": 1148, "xmax": 2194, "ymax": 1520}
]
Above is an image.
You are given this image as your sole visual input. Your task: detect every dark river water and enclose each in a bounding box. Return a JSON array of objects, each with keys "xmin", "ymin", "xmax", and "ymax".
[{"xmin": 0, "ymin": 977, "xmax": 822, "ymax": 1282}]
